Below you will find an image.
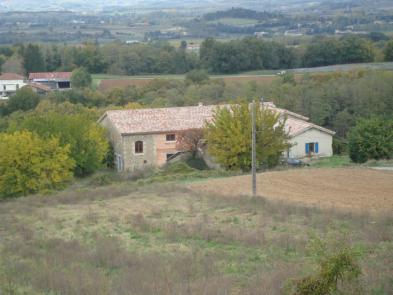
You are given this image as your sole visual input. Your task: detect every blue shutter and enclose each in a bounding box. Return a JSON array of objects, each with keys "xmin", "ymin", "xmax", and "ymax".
[
  {"xmin": 315, "ymin": 142, "xmax": 319, "ymax": 153},
  {"xmin": 305, "ymin": 143, "xmax": 309, "ymax": 154}
]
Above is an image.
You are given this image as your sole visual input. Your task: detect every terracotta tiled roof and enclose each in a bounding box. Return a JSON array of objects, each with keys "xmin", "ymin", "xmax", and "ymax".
[
  {"xmin": 99, "ymin": 103, "xmax": 335, "ymax": 137},
  {"xmin": 101, "ymin": 105, "xmax": 218, "ymax": 135},
  {"xmin": 0, "ymin": 73, "xmax": 25, "ymax": 80},
  {"xmin": 28, "ymin": 72, "xmax": 72, "ymax": 80}
]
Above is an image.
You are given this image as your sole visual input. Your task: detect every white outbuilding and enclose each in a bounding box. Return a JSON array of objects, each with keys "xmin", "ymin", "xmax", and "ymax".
[{"xmin": 0, "ymin": 73, "xmax": 26, "ymax": 100}]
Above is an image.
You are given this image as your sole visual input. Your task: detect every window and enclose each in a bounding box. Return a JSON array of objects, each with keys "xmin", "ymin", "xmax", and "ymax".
[
  {"xmin": 135, "ymin": 141, "xmax": 143, "ymax": 154},
  {"xmin": 166, "ymin": 153, "xmax": 174, "ymax": 161},
  {"xmin": 166, "ymin": 134, "xmax": 176, "ymax": 141},
  {"xmin": 305, "ymin": 142, "xmax": 319, "ymax": 154}
]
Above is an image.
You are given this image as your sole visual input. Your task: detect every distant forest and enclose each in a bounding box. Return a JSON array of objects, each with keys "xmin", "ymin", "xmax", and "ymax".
[{"xmin": 1, "ymin": 34, "xmax": 392, "ymax": 76}]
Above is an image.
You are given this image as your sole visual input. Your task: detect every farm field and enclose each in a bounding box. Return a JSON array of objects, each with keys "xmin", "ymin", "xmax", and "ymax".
[
  {"xmin": 93, "ymin": 62, "xmax": 393, "ymax": 91},
  {"xmin": 94, "ymin": 73, "xmax": 282, "ymax": 91},
  {"xmin": 189, "ymin": 168, "xmax": 393, "ymax": 213},
  {"xmin": 0, "ymin": 167, "xmax": 392, "ymax": 294}
]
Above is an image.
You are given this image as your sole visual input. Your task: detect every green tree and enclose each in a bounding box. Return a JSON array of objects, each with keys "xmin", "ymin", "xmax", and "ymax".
[
  {"xmin": 348, "ymin": 117, "xmax": 393, "ymax": 163},
  {"xmin": 0, "ymin": 131, "xmax": 74, "ymax": 198},
  {"xmin": 205, "ymin": 103, "xmax": 289, "ymax": 171},
  {"xmin": 6, "ymin": 87, "xmax": 41, "ymax": 114},
  {"xmin": 12, "ymin": 113, "xmax": 109, "ymax": 176},
  {"xmin": 180, "ymin": 40, "xmax": 187, "ymax": 50},
  {"xmin": 303, "ymin": 36, "xmax": 374, "ymax": 67},
  {"xmin": 20, "ymin": 43, "xmax": 45, "ymax": 74},
  {"xmin": 71, "ymin": 67, "xmax": 92, "ymax": 89},
  {"xmin": 383, "ymin": 40, "xmax": 393, "ymax": 61},
  {"xmin": 333, "ymin": 109, "xmax": 355, "ymax": 137},
  {"xmin": 0, "ymin": 55, "xmax": 5, "ymax": 73},
  {"xmin": 339, "ymin": 35, "xmax": 375, "ymax": 64}
]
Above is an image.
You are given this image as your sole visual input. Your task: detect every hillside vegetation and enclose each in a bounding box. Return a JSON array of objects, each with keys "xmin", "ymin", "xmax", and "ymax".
[{"xmin": 0, "ymin": 175, "xmax": 392, "ymax": 294}]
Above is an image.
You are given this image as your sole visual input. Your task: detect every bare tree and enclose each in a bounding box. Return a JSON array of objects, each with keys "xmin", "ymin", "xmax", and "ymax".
[{"xmin": 176, "ymin": 129, "xmax": 204, "ymax": 157}]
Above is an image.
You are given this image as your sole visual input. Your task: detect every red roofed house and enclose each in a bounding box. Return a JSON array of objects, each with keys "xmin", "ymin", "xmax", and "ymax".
[
  {"xmin": 0, "ymin": 73, "xmax": 26, "ymax": 99},
  {"xmin": 28, "ymin": 72, "xmax": 72, "ymax": 90},
  {"xmin": 98, "ymin": 102, "xmax": 335, "ymax": 172}
]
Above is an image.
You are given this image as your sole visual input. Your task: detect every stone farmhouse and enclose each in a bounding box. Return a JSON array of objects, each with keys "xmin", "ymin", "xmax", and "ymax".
[{"xmin": 98, "ymin": 103, "xmax": 335, "ymax": 172}]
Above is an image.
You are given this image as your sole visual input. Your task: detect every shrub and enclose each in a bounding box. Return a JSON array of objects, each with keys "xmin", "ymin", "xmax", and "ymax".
[
  {"xmin": 185, "ymin": 69, "xmax": 210, "ymax": 84},
  {"xmin": 5, "ymin": 87, "xmax": 41, "ymax": 114},
  {"xmin": 0, "ymin": 131, "xmax": 74, "ymax": 198},
  {"xmin": 292, "ymin": 247, "xmax": 361, "ymax": 295},
  {"xmin": 348, "ymin": 117, "xmax": 393, "ymax": 163}
]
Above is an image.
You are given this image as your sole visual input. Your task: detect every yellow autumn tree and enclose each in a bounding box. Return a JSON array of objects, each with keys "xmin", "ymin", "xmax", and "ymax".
[
  {"xmin": 0, "ymin": 131, "xmax": 75, "ymax": 198},
  {"xmin": 205, "ymin": 102, "xmax": 289, "ymax": 171},
  {"xmin": 10, "ymin": 112, "xmax": 109, "ymax": 176}
]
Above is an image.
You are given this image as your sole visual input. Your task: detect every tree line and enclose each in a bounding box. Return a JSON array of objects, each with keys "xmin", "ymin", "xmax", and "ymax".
[{"xmin": 1, "ymin": 35, "xmax": 393, "ymax": 75}]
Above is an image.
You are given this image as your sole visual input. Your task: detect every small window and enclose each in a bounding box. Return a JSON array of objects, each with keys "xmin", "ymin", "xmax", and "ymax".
[
  {"xmin": 166, "ymin": 153, "xmax": 174, "ymax": 161},
  {"xmin": 3, "ymin": 85, "xmax": 5, "ymax": 91},
  {"xmin": 166, "ymin": 134, "xmax": 176, "ymax": 141},
  {"xmin": 135, "ymin": 141, "xmax": 143, "ymax": 154}
]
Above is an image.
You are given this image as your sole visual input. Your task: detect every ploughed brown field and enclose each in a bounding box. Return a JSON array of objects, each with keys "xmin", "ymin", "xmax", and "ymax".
[
  {"xmin": 189, "ymin": 168, "xmax": 393, "ymax": 213},
  {"xmin": 97, "ymin": 75, "xmax": 291, "ymax": 92}
]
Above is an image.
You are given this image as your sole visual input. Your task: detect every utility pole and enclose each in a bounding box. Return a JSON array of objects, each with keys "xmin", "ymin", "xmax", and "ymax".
[{"xmin": 251, "ymin": 100, "xmax": 257, "ymax": 197}]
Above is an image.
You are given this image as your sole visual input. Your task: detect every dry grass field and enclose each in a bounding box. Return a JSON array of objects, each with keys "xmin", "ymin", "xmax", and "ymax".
[
  {"xmin": 0, "ymin": 168, "xmax": 392, "ymax": 294},
  {"xmin": 189, "ymin": 168, "xmax": 393, "ymax": 213},
  {"xmin": 96, "ymin": 74, "xmax": 285, "ymax": 92}
]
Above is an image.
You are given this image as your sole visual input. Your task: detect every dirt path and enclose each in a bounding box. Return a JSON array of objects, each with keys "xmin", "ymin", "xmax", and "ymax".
[{"xmin": 189, "ymin": 168, "xmax": 393, "ymax": 213}]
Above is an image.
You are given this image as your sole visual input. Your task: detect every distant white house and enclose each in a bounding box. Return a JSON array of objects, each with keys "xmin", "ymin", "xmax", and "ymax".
[{"xmin": 0, "ymin": 73, "xmax": 26, "ymax": 100}]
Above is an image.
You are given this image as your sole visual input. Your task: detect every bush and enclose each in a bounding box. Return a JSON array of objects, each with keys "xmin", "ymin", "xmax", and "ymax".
[
  {"xmin": 0, "ymin": 131, "xmax": 74, "ymax": 198},
  {"xmin": 5, "ymin": 87, "xmax": 41, "ymax": 114},
  {"xmin": 185, "ymin": 69, "xmax": 210, "ymax": 84},
  {"xmin": 348, "ymin": 117, "xmax": 393, "ymax": 163},
  {"xmin": 292, "ymin": 247, "xmax": 361, "ymax": 295}
]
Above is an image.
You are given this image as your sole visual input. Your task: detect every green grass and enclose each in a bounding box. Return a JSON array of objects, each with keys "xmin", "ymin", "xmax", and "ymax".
[{"xmin": 308, "ymin": 155, "xmax": 393, "ymax": 169}]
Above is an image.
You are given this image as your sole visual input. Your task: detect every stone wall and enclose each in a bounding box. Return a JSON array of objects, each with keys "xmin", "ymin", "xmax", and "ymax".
[{"xmin": 122, "ymin": 134, "xmax": 156, "ymax": 171}]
